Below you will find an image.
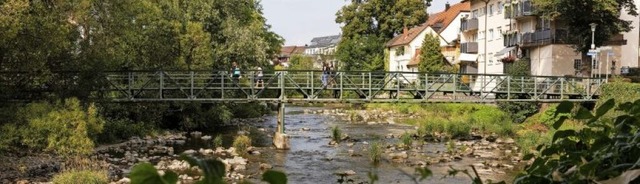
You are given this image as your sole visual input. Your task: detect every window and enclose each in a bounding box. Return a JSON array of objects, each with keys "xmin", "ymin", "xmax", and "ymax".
[
  {"xmin": 395, "ymin": 47, "xmax": 405, "ymax": 56},
  {"xmin": 479, "ymin": 31, "xmax": 484, "ymax": 40},
  {"xmin": 536, "ymin": 18, "xmax": 551, "ymax": 30},
  {"xmin": 574, "ymin": 59, "xmax": 582, "ymax": 70},
  {"xmin": 593, "ymin": 58, "xmax": 599, "ymax": 69},
  {"xmin": 488, "ymin": 53, "xmax": 493, "ymax": 63},
  {"xmin": 472, "ymin": 10, "xmax": 479, "ymax": 18},
  {"xmin": 489, "ymin": 29, "xmax": 494, "ymax": 40},
  {"xmin": 497, "ymin": 2, "xmax": 502, "ymax": 14},
  {"xmin": 489, "ymin": 4, "xmax": 494, "ymax": 16},
  {"xmin": 497, "ymin": 27, "xmax": 502, "ymax": 39}
]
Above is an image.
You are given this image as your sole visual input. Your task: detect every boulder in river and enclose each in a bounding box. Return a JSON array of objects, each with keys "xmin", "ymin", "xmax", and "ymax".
[
  {"xmin": 260, "ymin": 163, "xmax": 273, "ymax": 170},
  {"xmin": 183, "ymin": 149, "xmax": 196, "ymax": 155},
  {"xmin": 201, "ymin": 135, "xmax": 212, "ymax": 140}
]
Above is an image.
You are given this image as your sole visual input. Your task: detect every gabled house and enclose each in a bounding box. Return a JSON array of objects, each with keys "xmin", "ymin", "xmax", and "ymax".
[
  {"xmin": 385, "ymin": 1, "xmax": 472, "ymax": 81},
  {"xmin": 278, "ymin": 45, "xmax": 307, "ymax": 65}
]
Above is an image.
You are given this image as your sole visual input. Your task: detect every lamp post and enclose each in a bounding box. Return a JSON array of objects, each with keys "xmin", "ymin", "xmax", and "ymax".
[
  {"xmin": 589, "ymin": 23, "xmax": 597, "ymax": 78},
  {"xmin": 482, "ymin": 0, "xmax": 489, "ymax": 97}
]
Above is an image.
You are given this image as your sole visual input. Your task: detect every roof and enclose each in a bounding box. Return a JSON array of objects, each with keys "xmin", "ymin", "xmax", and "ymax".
[
  {"xmin": 280, "ymin": 46, "xmax": 306, "ymax": 57},
  {"xmin": 386, "ymin": 1, "xmax": 470, "ymax": 47},
  {"xmin": 308, "ymin": 35, "xmax": 341, "ymax": 48}
]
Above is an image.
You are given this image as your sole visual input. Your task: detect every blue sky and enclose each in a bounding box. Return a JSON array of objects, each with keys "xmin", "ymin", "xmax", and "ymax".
[{"xmin": 261, "ymin": 0, "xmax": 450, "ymax": 46}]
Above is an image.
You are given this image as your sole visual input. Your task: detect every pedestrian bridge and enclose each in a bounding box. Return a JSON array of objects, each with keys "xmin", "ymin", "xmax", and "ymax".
[{"xmin": 11, "ymin": 70, "xmax": 600, "ymax": 103}]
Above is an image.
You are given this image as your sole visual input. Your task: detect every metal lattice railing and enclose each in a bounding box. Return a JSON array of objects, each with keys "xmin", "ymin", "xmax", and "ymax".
[{"xmin": 0, "ymin": 70, "xmax": 606, "ymax": 103}]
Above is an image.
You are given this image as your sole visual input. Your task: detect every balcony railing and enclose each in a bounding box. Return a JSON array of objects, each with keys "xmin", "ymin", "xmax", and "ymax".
[
  {"xmin": 519, "ymin": 29, "xmax": 571, "ymax": 47},
  {"xmin": 461, "ymin": 42, "xmax": 478, "ymax": 53},
  {"xmin": 504, "ymin": 33, "xmax": 518, "ymax": 47},
  {"xmin": 505, "ymin": 0, "xmax": 535, "ymax": 19},
  {"xmin": 461, "ymin": 18, "xmax": 479, "ymax": 32}
]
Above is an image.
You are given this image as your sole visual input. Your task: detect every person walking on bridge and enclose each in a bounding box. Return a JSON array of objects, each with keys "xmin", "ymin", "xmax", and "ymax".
[
  {"xmin": 255, "ymin": 66, "xmax": 263, "ymax": 88},
  {"xmin": 322, "ymin": 62, "xmax": 330, "ymax": 87},
  {"xmin": 231, "ymin": 62, "xmax": 241, "ymax": 86}
]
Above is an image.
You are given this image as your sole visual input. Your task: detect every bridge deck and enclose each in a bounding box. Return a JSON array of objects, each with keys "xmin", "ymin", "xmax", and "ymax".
[{"xmin": 0, "ymin": 70, "xmax": 605, "ymax": 103}]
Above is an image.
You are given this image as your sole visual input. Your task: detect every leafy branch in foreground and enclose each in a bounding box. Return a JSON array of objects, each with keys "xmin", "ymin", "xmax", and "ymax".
[
  {"xmin": 130, "ymin": 154, "xmax": 287, "ymax": 184},
  {"xmin": 514, "ymin": 99, "xmax": 640, "ymax": 183}
]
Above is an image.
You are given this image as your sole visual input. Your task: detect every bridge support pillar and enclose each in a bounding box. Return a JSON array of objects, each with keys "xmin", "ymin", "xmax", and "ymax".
[{"xmin": 273, "ymin": 103, "xmax": 290, "ymax": 149}]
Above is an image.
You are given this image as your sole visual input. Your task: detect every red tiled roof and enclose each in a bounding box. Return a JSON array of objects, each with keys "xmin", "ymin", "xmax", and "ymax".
[
  {"xmin": 280, "ymin": 46, "xmax": 306, "ymax": 57},
  {"xmin": 386, "ymin": 1, "xmax": 470, "ymax": 47}
]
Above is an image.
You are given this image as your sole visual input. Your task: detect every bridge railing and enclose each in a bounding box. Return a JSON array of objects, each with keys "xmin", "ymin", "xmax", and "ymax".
[{"xmin": 0, "ymin": 70, "xmax": 605, "ymax": 102}]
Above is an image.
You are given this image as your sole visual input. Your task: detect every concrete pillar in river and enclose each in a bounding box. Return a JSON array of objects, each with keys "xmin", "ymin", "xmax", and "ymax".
[{"xmin": 273, "ymin": 103, "xmax": 290, "ymax": 149}]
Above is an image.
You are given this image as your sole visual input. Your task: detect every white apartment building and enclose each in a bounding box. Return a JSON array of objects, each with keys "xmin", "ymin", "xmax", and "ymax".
[{"xmin": 618, "ymin": 0, "xmax": 640, "ymax": 73}]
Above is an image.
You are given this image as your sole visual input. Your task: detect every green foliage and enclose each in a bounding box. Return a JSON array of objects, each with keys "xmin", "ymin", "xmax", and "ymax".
[
  {"xmin": 213, "ymin": 135, "xmax": 223, "ymax": 148},
  {"xmin": 0, "ymin": 124, "xmax": 20, "ymax": 152},
  {"xmin": 288, "ymin": 55, "xmax": 314, "ymax": 70},
  {"xmin": 130, "ymin": 154, "xmax": 287, "ymax": 184},
  {"xmin": 368, "ymin": 141, "xmax": 383, "ymax": 166},
  {"xmin": 515, "ymin": 99, "xmax": 640, "ymax": 183},
  {"xmin": 400, "ymin": 132, "xmax": 413, "ymax": 149},
  {"xmin": 532, "ymin": 0, "xmax": 637, "ymax": 53},
  {"xmin": 418, "ymin": 34, "xmax": 452, "ymax": 73},
  {"xmin": 596, "ymin": 80, "xmax": 640, "ymax": 120},
  {"xmin": 331, "ymin": 126, "xmax": 342, "ymax": 143},
  {"xmin": 52, "ymin": 170, "xmax": 109, "ymax": 184},
  {"xmin": 498, "ymin": 58, "xmax": 540, "ymax": 123},
  {"xmin": 335, "ymin": 0, "xmax": 428, "ymax": 71},
  {"xmin": 232, "ymin": 135, "xmax": 252, "ymax": 155},
  {"xmin": 98, "ymin": 118, "xmax": 153, "ymax": 143},
  {"xmin": 16, "ymin": 98, "xmax": 104, "ymax": 157}
]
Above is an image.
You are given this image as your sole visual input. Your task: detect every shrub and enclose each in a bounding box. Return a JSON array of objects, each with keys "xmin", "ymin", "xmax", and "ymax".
[
  {"xmin": 21, "ymin": 98, "xmax": 104, "ymax": 157},
  {"xmin": 446, "ymin": 120, "xmax": 471, "ymax": 138},
  {"xmin": 97, "ymin": 118, "xmax": 152, "ymax": 143},
  {"xmin": 213, "ymin": 135, "xmax": 223, "ymax": 148},
  {"xmin": 52, "ymin": 170, "xmax": 108, "ymax": 184},
  {"xmin": 232, "ymin": 135, "xmax": 251, "ymax": 155}
]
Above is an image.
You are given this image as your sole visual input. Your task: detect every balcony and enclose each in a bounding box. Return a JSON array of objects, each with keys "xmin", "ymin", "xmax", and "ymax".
[
  {"xmin": 461, "ymin": 18, "xmax": 478, "ymax": 32},
  {"xmin": 461, "ymin": 42, "xmax": 478, "ymax": 53},
  {"xmin": 505, "ymin": 0, "xmax": 535, "ymax": 19},
  {"xmin": 503, "ymin": 33, "xmax": 518, "ymax": 47},
  {"xmin": 519, "ymin": 29, "xmax": 571, "ymax": 48}
]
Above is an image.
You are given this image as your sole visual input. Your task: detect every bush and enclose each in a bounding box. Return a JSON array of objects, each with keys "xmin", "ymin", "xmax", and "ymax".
[
  {"xmin": 232, "ymin": 135, "xmax": 251, "ymax": 155},
  {"xmin": 0, "ymin": 124, "xmax": 20, "ymax": 152},
  {"xmin": 213, "ymin": 135, "xmax": 223, "ymax": 148},
  {"xmin": 97, "ymin": 118, "xmax": 153, "ymax": 143},
  {"xmin": 52, "ymin": 170, "xmax": 108, "ymax": 184},
  {"xmin": 515, "ymin": 99, "xmax": 640, "ymax": 183},
  {"xmin": 596, "ymin": 80, "xmax": 640, "ymax": 120},
  {"xmin": 20, "ymin": 98, "xmax": 104, "ymax": 157}
]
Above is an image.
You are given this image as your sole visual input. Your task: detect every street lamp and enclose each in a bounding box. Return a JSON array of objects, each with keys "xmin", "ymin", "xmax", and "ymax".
[
  {"xmin": 589, "ymin": 23, "xmax": 597, "ymax": 79},
  {"xmin": 589, "ymin": 23, "xmax": 597, "ymax": 49}
]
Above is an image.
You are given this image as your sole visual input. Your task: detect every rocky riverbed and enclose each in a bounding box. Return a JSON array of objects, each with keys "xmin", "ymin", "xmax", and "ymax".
[{"xmin": 2, "ymin": 106, "xmax": 526, "ymax": 184}]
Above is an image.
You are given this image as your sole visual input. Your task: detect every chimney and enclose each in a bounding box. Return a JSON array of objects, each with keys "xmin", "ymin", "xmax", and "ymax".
[
  {"xmin": 445, "ymin": 2, "xmax": 450, "ymax": 10},
  {"xmin": 403, "ymin": 26, "xmax": 408, "ymax": 39}
]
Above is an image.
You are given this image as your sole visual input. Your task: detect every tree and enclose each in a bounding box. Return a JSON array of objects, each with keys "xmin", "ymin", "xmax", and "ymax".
[
  {"xmin": 497, "ymin": 58, "xmax": 540, "ymax": 123},
  {"xmin": 417, "ymin": 34, "xmax": 452, "ymax": 73},
  {"xmin": 335, "ymin": 0, "xmax": 429, "ymax": 71},
  {"xmin": 533, "ymin": 0, "xmax": 637, "ymax": 53},
  {"xmin": 288, "ymin": 55, "xmax": 314, "ymax": 70}
]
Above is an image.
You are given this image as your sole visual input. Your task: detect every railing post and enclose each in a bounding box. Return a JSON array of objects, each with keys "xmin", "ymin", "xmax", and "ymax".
[
  {"xmin": 311, "ymin": 71, "xmax": 314, "ymax": 99},
  {"xmin": 221, "ymin": 73, "xmax": 225, "ymax": 99},
  {"xmin": 396, "ymin": 73, "xmax": 400, "ymax": 100},
  {"xmin": 453, "ymin": 74, "xmax": 457, "ymax": 100},
  {"xmin": 190, "ymin": 71, "xmax": 194, "ymax": 99},
  {"xmin": 159, "ymin": 71, "xmax": 164, "ymax": 99},
  {"xmin": 425, "ymin": 73, "xmax": 429, "ymax": 99},
  {"xmin": 250, "ymin": 71, "xmax": 255, "ymax": 99},
  {"xmin": 560, "ymin": 78, "xmax": 564, "ymax": 99},
  {"xmin": 533, "ymin": 77, "xmax": 538, "ymax": 100},
  {"xmin": 368, "ymin": 72, "xmax": 372, "ymax": 100},
  {"xmin": 339, "ymin": 72, "xmax": 344, "ymax": 100},
  {"xmin": 507, "ymin": 76, "xmax": 511, "ymax": 100},
  {"xmin": 128, "ymin": 71, "xmax": 133, "ymax": 99},
  {"xmin": 280, "ymin": 71, "xmax": 285, "ymax": 100}
]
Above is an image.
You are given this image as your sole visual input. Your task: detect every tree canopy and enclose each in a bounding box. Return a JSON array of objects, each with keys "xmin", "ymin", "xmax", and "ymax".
[
  {"xmin": 533, "ymin": 0, "xmax": 638, "ymax": 52},
  {"xmin": 335, "ymin": 0, "xmax": 429, "ymax": 71}
]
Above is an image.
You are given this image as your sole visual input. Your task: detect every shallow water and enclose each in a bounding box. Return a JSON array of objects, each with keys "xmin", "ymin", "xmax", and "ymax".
[{"xmin": 173, "ymin": 106, "xmax": 519, "ymax": 183}]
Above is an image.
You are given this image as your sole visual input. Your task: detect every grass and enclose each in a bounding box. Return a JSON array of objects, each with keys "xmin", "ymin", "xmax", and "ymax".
[
  {"xmin": 232, "ymin": 135, "xmax": 251, "ymax": 155},
  {"xmin": 368, "ymin": 141, "xmax": 383, "ymax": 166},
  {"xmin": 373, "ymin": 104, "xmax": 514, "ymax": 138},
  {"xmin": 400, "ymin": 132, "xmax": 413, "ymax": 149},
  {"xmin": 52, "ymin": 170, "xmax": 108, "ymax": 184},
  {"xmin": 331, "ymin": 126, "xmax": 342, "ymax": 143},
  {"xmin": 515, "ymin": 104, "xmax": 585, "ymax": 155}
]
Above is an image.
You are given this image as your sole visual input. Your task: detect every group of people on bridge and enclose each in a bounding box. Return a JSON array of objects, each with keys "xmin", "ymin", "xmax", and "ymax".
[{"xmin": 228, "ymin": 61, "xmax": 337, "ymax": 89}]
